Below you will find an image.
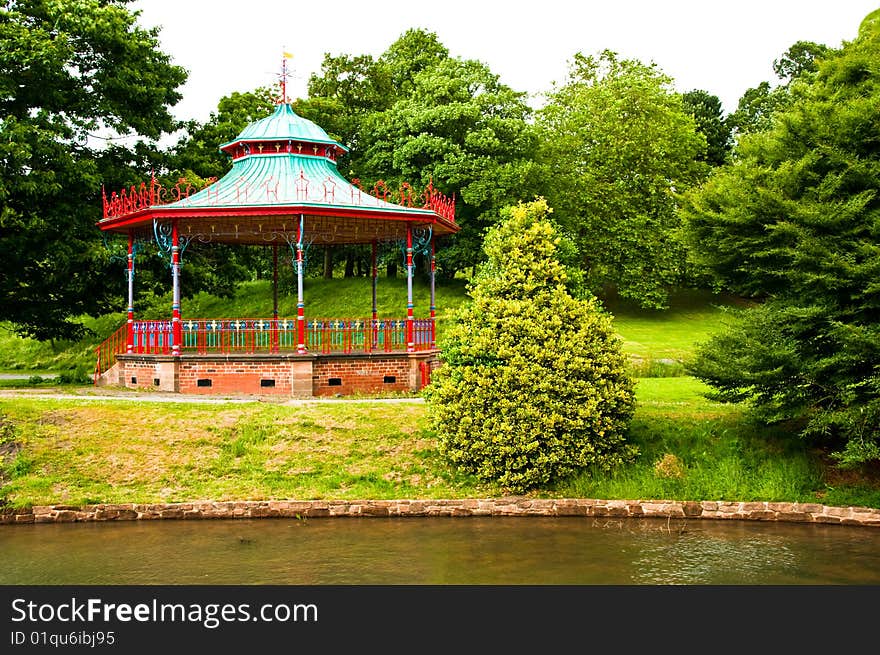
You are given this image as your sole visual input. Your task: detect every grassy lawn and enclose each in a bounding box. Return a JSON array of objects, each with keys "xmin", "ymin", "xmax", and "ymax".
[
  {"xmin": 603, "ymin": 288, "xmax": 748, "ymax": 363},
  {"xmin": 1, "ymin": 377, "xmax": 878, "ymax": 509},
  {"xmin": 0, "ymin": 396, "xmax": 489, "ymax": 506},
  {"xmin": 2, "ymin": 282, "xmax": 878, "ymax": 510}
]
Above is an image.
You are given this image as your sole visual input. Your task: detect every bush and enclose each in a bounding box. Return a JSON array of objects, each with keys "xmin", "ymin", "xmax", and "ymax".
[
  {"xmin": 56, "ymin": 368, "xmax": 90, "ymax": 385},
  {"xmin": 424, "ymin": 199, "xmax": 638, "ymax": 492}
]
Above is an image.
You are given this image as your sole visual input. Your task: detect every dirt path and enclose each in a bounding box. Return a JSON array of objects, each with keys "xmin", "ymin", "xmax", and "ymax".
[{"xmin": 0, "ymin": 387, "xmax": 425, "ymax": 405}]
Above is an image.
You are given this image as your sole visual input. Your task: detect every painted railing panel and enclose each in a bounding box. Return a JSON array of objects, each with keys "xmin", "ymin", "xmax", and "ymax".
[
  {"xmin": 94, "ymin": 317, "xmax": 435, "ymax": 382},
  {"xmin": 93, "ymin": 323, "xmax": 127, "ymax": 383}
]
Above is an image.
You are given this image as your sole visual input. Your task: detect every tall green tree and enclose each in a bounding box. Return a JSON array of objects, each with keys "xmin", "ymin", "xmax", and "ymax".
[
  {"xmin": 682, "ymin": 10, "xmax": 880, "ymax": 467},
  {"xmin": 0, "ymin": 0, "xmax": 186, "ymax": 339},
  {"xmin": 727, "ymin": 40, "xmax": 834, "ymax": 138},
  {"xmin": 170, "ymin": 87, "xmax": 276, "ymax": 180},
  {"xmin": 681, "ymin": 89, "xmax": 732, "ymax": 166},
  {"xmin": 536, "ymin": 50, "xmax": 708, "ymax": 309},
  {"xmin": 360, "ymin": 55, "xmax": 541, "ymax": 276},
  {"xmin": 424, "ymin": 198, "xmax": 637, "ymax": 492},
  {"xmin": 304, "ymin": 28, "xmax": 449, "ymax": 177},
  {"xmin": 303, "ymin": 29, "xmax": 539, "ymax": 277}
]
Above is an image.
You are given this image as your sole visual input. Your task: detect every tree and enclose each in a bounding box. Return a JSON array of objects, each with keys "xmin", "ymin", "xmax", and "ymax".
[
  {"xmin": 303, "ymin": 29, "xmax": 540, "ymax": 277},
  {"xmin": 681, "ymin": 11, "xmax": 880, "ymax": 467},
  {"xmin": 681, "ymin": 89, "xmax": 732, "ymax": 166},
  {"xmin": 424, "ymin": 199, "xmax": 637, "ymax": 492},
  {"xmin": 536, "ymin": 50, "xmax": 708, "ymax": 309},
  {"xmin": 727, "ymin": 40, "xmax": 834, "ymax": 138},
  {"xmin": 0, "ymin": 0, "xmax": 186, "ymax": 340},
  {"xmin": 170, "ymin": 88, "xmax": 276, "ymax": 179},
  {"xmin": 360, "ymin": 55, "xmax": 541, "ymax": 276},
  {"xmin": 304, "ymin": 28, "xmax": 449, "ymax": 179}
]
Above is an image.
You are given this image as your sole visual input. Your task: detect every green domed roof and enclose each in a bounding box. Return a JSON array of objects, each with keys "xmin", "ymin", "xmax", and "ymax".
[{"xmin": 219, "ymin": 102, "xmax": 348, "ymax": 152}]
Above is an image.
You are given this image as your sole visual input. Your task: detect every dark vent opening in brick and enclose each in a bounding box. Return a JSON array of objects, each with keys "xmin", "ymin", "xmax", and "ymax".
[
  {"xmin": 383, "ymin": 375, "xmax": 396, "ymax": 384},
  {"xmin": 130, "ymin": 377, "xmax": 137, "ymax": 385},
  {"xmin": 260, "ymin": 379, "xmax": 276, "ymax": 388},
  {"xmin": 197, "ymin": 379, "xmax": 212, "ymax": 387},
  {"xmin": 328, "ymin": 377, "xmax": 342, "ymax": 386},
  {"xmin": 153, "ymin": 378, "xmax": 160, "ymax": 386}
]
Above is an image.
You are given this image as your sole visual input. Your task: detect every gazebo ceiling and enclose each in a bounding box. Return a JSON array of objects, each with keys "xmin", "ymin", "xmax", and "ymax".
[
  {"xmin": 98, "ymin": 103, "xmax": 457, "ymax": 245},
  {"xmin": 116, "ymin": 209, "xmax": 440, "ymax": 246}
]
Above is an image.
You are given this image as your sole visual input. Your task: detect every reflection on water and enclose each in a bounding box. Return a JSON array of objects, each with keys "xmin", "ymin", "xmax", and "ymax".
[{"xmin": 2, "ymin": 516, "xmax": 879, "ymax": 585}]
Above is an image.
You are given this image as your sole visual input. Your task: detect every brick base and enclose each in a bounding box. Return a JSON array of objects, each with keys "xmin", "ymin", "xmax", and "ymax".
[{"xmin": 113, "ymin": 351, "xmax": 439, "ymax": 397}]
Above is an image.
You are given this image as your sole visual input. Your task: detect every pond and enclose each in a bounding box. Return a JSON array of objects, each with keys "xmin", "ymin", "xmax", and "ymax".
[{"xmin": 3, "ymin": 516, "xmax": 880, "ymax": 585}]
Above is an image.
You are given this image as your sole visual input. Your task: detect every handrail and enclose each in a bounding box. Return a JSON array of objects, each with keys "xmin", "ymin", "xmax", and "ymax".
[{"xmin": 93, "ymin": 323, "xmax": 128, "ymax": 384}]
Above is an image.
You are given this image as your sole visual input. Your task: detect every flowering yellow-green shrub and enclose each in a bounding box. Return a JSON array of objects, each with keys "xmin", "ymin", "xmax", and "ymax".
[{"xmin": 424, "ymin": 199, "xmax": 638, "ymax": 492}]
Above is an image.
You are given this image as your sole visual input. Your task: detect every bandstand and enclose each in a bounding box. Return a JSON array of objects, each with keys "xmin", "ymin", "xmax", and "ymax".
[{"xmin": 93, "ymin": 72, "xmax": 458, "ymax": 397}]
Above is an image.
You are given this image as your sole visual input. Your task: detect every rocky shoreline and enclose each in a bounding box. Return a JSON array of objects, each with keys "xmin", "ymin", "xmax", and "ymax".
[{"xmin": 3, "ymin": 497, "xmax": 879, "ymax": 527}]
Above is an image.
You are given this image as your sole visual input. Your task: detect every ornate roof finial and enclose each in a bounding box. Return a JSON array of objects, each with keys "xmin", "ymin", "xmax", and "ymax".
[{"xmin": 279, "ymin": 50, "xmax": 294, "ymax": 104}]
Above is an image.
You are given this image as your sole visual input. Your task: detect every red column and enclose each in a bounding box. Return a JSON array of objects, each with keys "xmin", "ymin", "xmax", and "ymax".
[
  {"xmin": 272, "ymin": 243, "xmax": 279, "ymax": 353},
  {"xmin": 371, "ymin": 239, "xmax": 378, "ymax": 353},
  {"xmin": 430, "ymin": 235, "xmax": 436, "ymax": 349},
  {"xmin": 171, "ymin": 220, "xmax": 181, "ymax": 356},
  {"xmin": 126, "ymin": 232, "xmax": 134, "ymax": 354},
  {"xmin": 296, "ymin": 215, "xmax": 306, "ymax": 353},
  {"xmin": 371, "ymin": 239, "xmax": 378, "ymax": 322},
  {"xmin": 406, "ymin": 224, "xmax": 414, "ymax": 352}
]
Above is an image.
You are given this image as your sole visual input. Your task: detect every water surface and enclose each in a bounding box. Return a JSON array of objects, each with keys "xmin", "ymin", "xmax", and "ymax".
[{"xmin": 3, "ymin": 516, "xmax": 879, "ymax": 585}]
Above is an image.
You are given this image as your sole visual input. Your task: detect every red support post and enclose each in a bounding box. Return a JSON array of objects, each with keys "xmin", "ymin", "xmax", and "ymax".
[
  {"xmin": 430, "ymin": 235, "xmax": 436, "ymax": 349},
  {"xmin": 406, "ymin": 224, "xmax": 414, "ymax": 352},
  {"xmin": 272, "ymin": 243, "xmax": 279, "ymax": 353},
  {"xmin": 126, "ymin": 232, "xmax": 134, "ymax": 354},
  {"xmin": 171, "ymin": 220, "xmax": 182, "ymax": 356},
  {"xmin": 371, "ymin": 239, "xmax": 378, "ymax": 322},
  {"xmin": 371, "ymin": 239, "xmax": 378, "ymax": 353},
  {"xmin": 296, "ymin": 214, "xmax": 306, "ymax": 354}
]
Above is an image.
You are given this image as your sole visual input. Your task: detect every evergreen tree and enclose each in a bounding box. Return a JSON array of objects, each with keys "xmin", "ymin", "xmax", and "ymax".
[
  {"xmin": 424, "ymin": 199, "xmax": 637, "ymax": 492},
  {"xmin": 682, "ymin": 10, "xmax": 880, "ymax": 467}
]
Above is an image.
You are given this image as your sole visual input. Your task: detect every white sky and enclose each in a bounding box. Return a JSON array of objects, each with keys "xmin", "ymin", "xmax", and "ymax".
[{"xmin": 131, "ymin": 0, "xmax": 877, "ymax": 124}]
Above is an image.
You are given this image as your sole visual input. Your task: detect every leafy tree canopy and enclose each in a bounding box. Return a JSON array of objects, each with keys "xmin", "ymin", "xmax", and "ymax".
[
  {"xmin": 681, "ymin": 89, "xmax": 732, "ymax": 167},
  {"xmin": 304, "ymin": 28, "xmax": 449, "ymax": 164},
  {"xmin": 682, "ymin": 13, "xmax": 880, "ymax": 466},
  {"xmin": 0, "ymin": 0, "xmax": 187, "ymax": 340},
  {"xmin": 536, "ymin": 50, "xmax": 708, "ymax": 309},
  {"xmin": 304, "ymin": 28, "xmax": 540, "ymax": 277},
  {"xmin": 360, "ymin": 55, "xmax": 541, "ymax": 275},
  {"xmin": 727, "ymin": 40, "xmax": 834, "ymax": 138},
  {"xmin": 169, "ymin": 87, "xmax": 276, "ymax": 180},
  {"xmin": 424, "ymin": 198, "xmax": 637, "ymax": 492}
]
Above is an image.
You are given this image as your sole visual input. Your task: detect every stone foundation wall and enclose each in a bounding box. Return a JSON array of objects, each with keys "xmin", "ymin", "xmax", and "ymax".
[
  {"xmin": 111, "ymin": 351, "xmax": 439, "ymax": 397},
  {"xmin": 179, "ymin": 360, "xmax": 293, "ymax": 395},
  {"xmin": 121, "ymin": 359, "xmax": 166, "ymax": 391},
  {"xmin": 313, "ymin": 355, "xmax": 413, "ymax": 396},
  {"xmin": 3, "ymin": 498, "xmax": 878, "ymax": 527}
]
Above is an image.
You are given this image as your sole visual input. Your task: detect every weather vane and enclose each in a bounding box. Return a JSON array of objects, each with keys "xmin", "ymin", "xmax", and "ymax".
[{"xmin": 278, "ymin": 49, "xmax": 294, "ymax": 104}]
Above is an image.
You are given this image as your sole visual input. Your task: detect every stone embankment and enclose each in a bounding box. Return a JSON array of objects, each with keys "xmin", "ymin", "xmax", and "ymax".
[{"xmin": 2, "ymin": 498, "xmax": 879, "ymax": 527}]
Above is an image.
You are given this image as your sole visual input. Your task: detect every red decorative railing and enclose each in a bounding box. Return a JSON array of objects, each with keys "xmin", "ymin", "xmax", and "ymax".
[
  {"xmin": 93, "ymin": 317, "xmax": 435, "ymax": 383},
  {"xmin": 93, "ymin": 323, "xmax": 128, "ymax": 384},
  {"xmin": 101, "ymin": 175, "xmax": 217, "ymax": 220},
  {"xmin": 353, "ymin": 178, "xmax": 457, "ymax": 223},
  {"xmin": 421, "ymin": 179, "xmax": 456, "ymax": 223},
  {"xmin": 103, "ymin": 174, "xmax": 455, "ymax": 223}
]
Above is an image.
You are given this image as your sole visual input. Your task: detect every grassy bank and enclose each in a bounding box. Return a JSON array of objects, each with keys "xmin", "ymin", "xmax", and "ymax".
[
  {"xmin": 2, "ymin": 377, "xmax": 878, "ymax": 509},
  {"xmin": 4, "ymin": 282, "xmax": 877, "ymax": 510},
  {"xmin": 0, "ymin": 280, "xmax": 733, "ymax": 376}
]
